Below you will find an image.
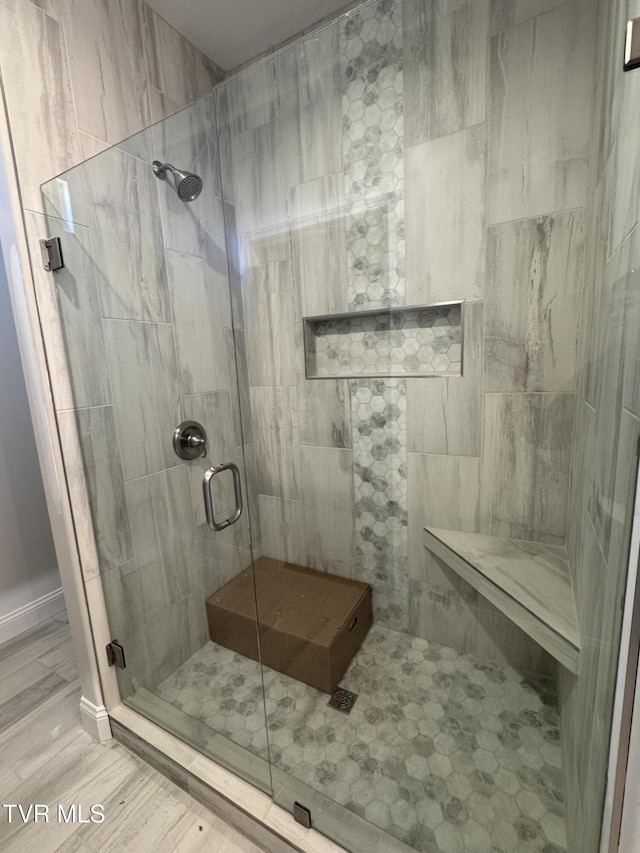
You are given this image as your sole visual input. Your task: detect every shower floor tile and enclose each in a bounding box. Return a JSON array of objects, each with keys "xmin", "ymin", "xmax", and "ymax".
[{"xmin": 156, "ymin": 625, "xmax": 567, "ymax": 853}]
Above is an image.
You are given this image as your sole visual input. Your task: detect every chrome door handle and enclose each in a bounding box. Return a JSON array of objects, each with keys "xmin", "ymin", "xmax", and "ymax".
[{"xmin": 202, "ymin": 462, "xmax": 243, "ymax": 531}]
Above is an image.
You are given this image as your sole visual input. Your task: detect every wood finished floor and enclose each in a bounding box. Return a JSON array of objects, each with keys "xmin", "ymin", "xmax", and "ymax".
[{"xmin": 0, "ymin": 614, "xmax": 265, "ymax": 853}]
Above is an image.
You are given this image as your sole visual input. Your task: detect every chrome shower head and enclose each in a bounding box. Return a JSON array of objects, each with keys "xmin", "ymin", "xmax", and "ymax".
[{"xmin": 152, "ymin": 161, "xmax": 203, "ymax": 202}]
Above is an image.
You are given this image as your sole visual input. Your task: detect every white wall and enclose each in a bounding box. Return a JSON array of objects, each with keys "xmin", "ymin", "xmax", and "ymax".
[{"xmin": 0, "ymin": 213, "xmax": 62, "ymax": 643}]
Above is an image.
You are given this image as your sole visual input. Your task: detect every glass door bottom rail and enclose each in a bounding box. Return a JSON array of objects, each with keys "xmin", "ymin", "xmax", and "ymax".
[{"xmin": 154, "ymin": 624, "xmax": 567, "ymax": 853}]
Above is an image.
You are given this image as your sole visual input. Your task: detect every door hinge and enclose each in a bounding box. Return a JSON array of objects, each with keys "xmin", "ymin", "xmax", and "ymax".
[
  {"xmin": 39, "ymin": 236, "xmax": 64, "ymax": 271},
  {"xmin": 106, "ymin": 640, "xmax": 126, "ymax": 670},
  {"xmin": 625, "ymin": 18, "xmax": 640, "ymax": 71},
  {"xmin": 293, "ymin": 801, "xmax": 311, "ymax": 829}
]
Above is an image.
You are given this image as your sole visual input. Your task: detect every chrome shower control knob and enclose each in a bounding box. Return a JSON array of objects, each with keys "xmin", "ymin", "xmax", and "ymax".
[{"xmin": 173, "ymin": 420, "xmax": 208, "ymax": 460}]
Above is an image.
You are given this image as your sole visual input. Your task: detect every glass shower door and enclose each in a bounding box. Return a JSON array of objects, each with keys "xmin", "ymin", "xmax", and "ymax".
[
  {"xmin": 214, "ymin": 6, "xmax": 425, "ymax": 848},
  {"xmin": 213, "ymin": 1, "xmax": 593, "ymax": 851},
  {"xmin": 40, "ymin": 93, "xmax": 271, "ymax": 792}
]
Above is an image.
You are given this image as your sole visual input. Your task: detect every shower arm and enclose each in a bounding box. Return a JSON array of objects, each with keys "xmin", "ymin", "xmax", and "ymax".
[{"xmin": 152, "ymin": 161, "xmax": 175, "ymax": 180}]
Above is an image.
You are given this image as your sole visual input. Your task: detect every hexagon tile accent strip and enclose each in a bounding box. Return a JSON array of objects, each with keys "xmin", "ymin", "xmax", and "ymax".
[
  {"xmin": 340, "ymin": 0, "xmax": 404, "ymax": 312},
  {"xmin": 339, "ymin": 0, "xmax": 411, "ymax": 636},
  {"xmin": 350, "ymin": 378, "xmax": 408, "ymax": 632},
  {"xmin": 157, "ymin": 625, "xmax": 568, "ymax": 853}
]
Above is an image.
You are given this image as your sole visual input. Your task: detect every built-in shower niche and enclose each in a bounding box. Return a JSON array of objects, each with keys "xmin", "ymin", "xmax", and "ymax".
[{"xmin": 303, "ymin": 301, "xmax": 463, "ymax": 379}]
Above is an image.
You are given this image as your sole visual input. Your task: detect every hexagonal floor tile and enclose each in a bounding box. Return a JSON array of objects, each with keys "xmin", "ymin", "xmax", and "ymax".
[{"xmin": 157, "ymin": 619, "xmax": 567, "ymax": 853}]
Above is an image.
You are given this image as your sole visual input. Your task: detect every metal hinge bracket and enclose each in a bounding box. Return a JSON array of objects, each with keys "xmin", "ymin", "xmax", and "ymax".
[
  {"xmin": 106, "ymin": 640, "xmax": 126, "ymax": 669},
  {"xmin": 293, "ymin": 802, "xmax": 311, "ymax": 829},
  {"xmin": 39, "ymin": 236, "xmax": 64, "ymax": 271},
  {"xmin": 624, "ymin": 18, "xmax": 640, "ymax": 71}
]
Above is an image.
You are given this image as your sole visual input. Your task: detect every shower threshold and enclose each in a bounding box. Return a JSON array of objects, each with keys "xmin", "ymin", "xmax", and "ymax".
[{"xmin": 109, "ymin": 703, "xmax": 344, "ymax": 853}]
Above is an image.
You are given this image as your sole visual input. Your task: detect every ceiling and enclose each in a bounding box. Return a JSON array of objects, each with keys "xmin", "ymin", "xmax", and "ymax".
[{"xmin": 145, "ymin": 0, "xmax": 353, "ymax": 71}]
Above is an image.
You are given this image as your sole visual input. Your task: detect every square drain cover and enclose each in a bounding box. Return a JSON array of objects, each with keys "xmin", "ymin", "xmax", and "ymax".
[{"xmin": 328, "ymin": 687, "xmax": 358, "ymax": 714}]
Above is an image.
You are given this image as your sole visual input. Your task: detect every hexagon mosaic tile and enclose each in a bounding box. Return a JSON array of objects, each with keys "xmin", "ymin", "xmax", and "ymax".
[
  {"xmin": 350, "ymin": 378, "xmax": 408, "ymax": 632},
  {"xmin": 308, "ymin": 305, "xmax": 462, "ymax": 378},
  {"xmin": 340, "ymin": 0, "xmax": 404, "ymax": 311},
  {"xmin": 157, "ymin": 624, "xmax": 567, "ymax": 853}
]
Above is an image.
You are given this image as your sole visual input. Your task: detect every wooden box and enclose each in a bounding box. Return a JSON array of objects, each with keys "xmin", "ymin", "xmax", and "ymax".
[{"xmin": 205, "ymin": 557, "xmax": 372, "ymax": 694}]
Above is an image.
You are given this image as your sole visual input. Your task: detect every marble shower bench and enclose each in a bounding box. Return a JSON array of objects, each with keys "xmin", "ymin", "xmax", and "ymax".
[{"xmin": 423, "ymin": 528, "xmax": 581, "ymax": 674}]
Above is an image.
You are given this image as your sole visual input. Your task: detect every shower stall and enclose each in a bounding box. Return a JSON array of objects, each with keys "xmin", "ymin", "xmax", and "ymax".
[{"xmin": 36, "ymin": 0, "xmax": 639, "ymax": 851}]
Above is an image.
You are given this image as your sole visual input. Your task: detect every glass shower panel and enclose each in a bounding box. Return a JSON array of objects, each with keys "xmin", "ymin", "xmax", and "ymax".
[
  {"xmin": 215, "ymin": 5, "xmax": 452, "ymax": 848},
  {"xmin": 213, "ymin": 0, "xmax": 636, "ymax": 851},
  {"xmin": 41, "ymin": 95, "xmax": 271, "ymax": 793}
]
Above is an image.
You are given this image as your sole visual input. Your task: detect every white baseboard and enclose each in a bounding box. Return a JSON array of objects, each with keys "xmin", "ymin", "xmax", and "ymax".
[
  {"xmin": 0, "ymin": 587, "xmax": 66, "ymax": 645},
  {"xmin": 79, "ymin": 696, "xmax": 112, "ymax": 742}
]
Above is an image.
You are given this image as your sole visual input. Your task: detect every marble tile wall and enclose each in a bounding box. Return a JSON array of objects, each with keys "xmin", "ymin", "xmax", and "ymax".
[
  {"xmin": 289, "ymin": 173, "xmax": 348, "ymax": 320},
  {"xmin": 219, "ymin": 0, "xmax": 596, "ymax": 663},
  {"xmin": 401, "ymin": 0, "xmax": 596, "ymax": 681},
  {"xmin": 407, "ymin": 302, "xmax": 483, "ymax": 456},
  {"xmin": 486, "ymin": 0, "xmax": 594, "ymax": 225},
  {"xmin": 479, "ymin": 394, "xmax": 575, "ymax": 545},
  {"xmin": 484, "ymin": 212, "xmax": 586, "ymax": 394},
  {"xmin": 218, "ymin": 1, "xmax": 416, "ymax": 629},
  {"xmin": 558, "ymin": 0, "xmax": 640, "ymax": 848},
  {"xmin": 405, "ymin": 123, "xmax": 487, "ymax": 306},
  {"xmin": 217, "ymin": 17, "xmax": 357, "ymax": 585},
  {"xmin": 0, "ymin": 0, "xmax": 223, "ymax": 215},
  {"xmin": 42, "ymin": 101, "xmax": 262, "ymax": 694}
]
